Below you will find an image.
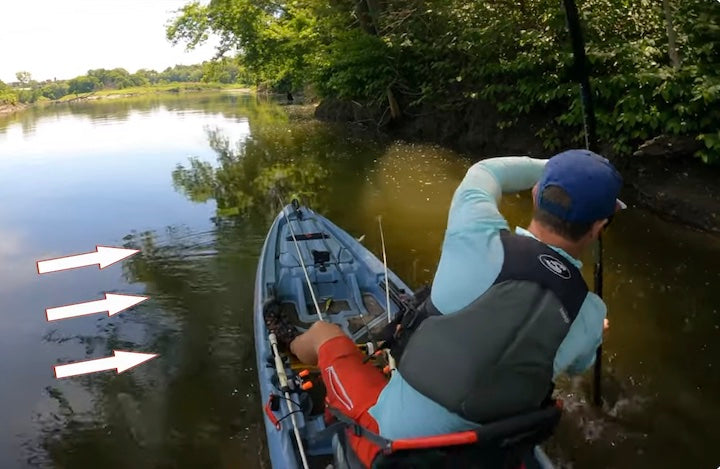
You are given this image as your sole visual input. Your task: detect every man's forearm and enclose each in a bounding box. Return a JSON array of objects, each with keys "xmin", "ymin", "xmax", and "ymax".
[{"xmin": 461, "ymin": 156, "xmax": 548, "ymax": 201}]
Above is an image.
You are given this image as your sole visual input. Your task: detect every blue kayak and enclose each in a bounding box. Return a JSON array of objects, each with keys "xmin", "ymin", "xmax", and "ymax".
[{"xmin": 254, "ymin": 203, "xmax": 556, "ymax": 469}]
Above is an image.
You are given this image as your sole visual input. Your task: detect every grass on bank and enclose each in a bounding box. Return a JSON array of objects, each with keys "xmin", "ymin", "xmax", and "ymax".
[{"xmin": 54, "ymin": 82, "xmax": 252, "ymax": 102}]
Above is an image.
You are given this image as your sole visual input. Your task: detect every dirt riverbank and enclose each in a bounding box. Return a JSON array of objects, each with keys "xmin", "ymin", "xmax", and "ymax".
[{"xmin": 0, "ymin": 103, "xmax": 28, "ymax": 116}]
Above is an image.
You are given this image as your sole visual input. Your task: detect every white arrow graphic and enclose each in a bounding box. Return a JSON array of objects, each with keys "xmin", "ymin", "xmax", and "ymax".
[
  {"xmin": 37, "ymin": 246, "xmax": 139, "ymax": 274},
  {"xmin": 46, "ymin": 293, "xmax": 149, "ymax": 322},
  {"xmin": 55, "ymin": 350, "xmax": 158, "ymax": 379}
]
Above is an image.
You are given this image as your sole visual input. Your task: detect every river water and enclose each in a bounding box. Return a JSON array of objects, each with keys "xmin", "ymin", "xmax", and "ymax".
[{"xmin": 0, "ymin": 93, "xmax": 718, "ymax": 469}]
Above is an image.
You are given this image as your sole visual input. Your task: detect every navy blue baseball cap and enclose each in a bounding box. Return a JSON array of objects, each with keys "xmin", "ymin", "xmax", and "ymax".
[{"xmin": 536, "ymin": 149, "xmax": 624, "ymax": 223}]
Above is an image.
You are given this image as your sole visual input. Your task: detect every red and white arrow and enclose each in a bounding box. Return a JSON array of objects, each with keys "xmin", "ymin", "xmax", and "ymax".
[
  {"xmin": 46, "ymin": 293, "xmax": 148, "ymax": 322},
  {"xmin": 37, "ymin": 246, "xmax": 139, "ymax": 274},
  {"xmin": 55, "ymin": 350, "xmax": 158, "ymax": 379}
]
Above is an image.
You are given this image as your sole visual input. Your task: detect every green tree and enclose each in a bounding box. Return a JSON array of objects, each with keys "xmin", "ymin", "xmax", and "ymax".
[
  {"xmin": 41, "ymin": 81, "xmax": 70, "ymax": 100},
  {"xmin": 0, "ymin": 80, "xmax": 18, "ymax": 105},
  {"xmin": 662, "ymin": 0, "xmax": 681, "ymax": 69},
  {"xmin": 167, "ymin": 0, "xmax": 327, "ymax": 91},
  {"xmin": 15, "ymin": 71, "xmax": 32, "ymax": 86},
  {"xmin": 88, "ymin": 68, "xmax": 134, "ymax": 89},
  {"xmin": 133, "ymin": 69, "xmax": 160, "ymax": 85},
  {"xmin": 169, "ymin": 0, "xmax": 720, "ymax": 162},
  {"xmin": 201, "ymin": 58, "xmax": 246, "ymax": 84},
  {"xmin": 159, "ymin": 64, "xmax": 203, "ymax": 83},
  {"xmin": 68, "ymin": 75, "xmax": 100, "ymax": 94}
]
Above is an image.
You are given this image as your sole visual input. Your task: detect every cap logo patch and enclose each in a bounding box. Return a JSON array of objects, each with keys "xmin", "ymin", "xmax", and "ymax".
[{"xmin": 538, "ymin": 254, "xmax": 571, "ymax": 279}]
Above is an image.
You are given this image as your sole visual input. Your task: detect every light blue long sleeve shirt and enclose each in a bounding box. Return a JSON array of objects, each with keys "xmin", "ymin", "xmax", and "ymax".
[{"xmin": 368, "ymin": 156, "xmax": 607, "ymax": 439}]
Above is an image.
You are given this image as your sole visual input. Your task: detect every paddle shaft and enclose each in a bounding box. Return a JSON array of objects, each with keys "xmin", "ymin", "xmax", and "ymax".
[
  {"xmin": 269, "ymin": 333, "xmax": 310, "ymax": 469},
  {"xmin": 561, "ymin": 0, "xmax": 604, "ymax": 407}
]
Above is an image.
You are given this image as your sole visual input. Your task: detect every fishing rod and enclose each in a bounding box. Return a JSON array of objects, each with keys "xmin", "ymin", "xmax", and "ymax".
[
  {"xmin": 377, "ymin": 216, "xmax": 392, "ymax": 324},
  {"xmin": 278, "ymin": 198, "xmax": 325, "ymax": 322},
  {"xmin": 561, "ymin": 0, "xmax": 604, "ymax": 407},
  {"xmin": 377, "ymin": 215, "xmax": 397, "ymax": 373},
  {"xmin": 269, "ymin": 333, "xmax": 310, "ymax": 469}
]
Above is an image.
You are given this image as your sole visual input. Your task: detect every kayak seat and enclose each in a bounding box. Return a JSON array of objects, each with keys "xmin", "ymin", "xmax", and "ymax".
[
  {"xmin": 330, "ymin": 400, "xmax": 561, "ymax": 469},
  {"xmin": 369, "ymin": 439, "xmax": 541, "ymax": 469}
]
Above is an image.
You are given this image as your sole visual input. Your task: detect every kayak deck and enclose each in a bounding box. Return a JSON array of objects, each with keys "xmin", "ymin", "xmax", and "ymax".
[{"xmin": 254, "ymin": 204, "xmax": 410, "ymax": 468}]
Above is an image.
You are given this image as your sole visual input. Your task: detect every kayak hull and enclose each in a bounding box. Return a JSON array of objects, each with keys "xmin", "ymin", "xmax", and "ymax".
[{"xmin": 254, "ymin": 204, "xmax": 411, "ymax": 468}]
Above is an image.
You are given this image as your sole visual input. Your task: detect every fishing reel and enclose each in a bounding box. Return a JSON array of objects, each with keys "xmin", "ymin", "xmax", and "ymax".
[
  {"xmin": 292, "ymin": 368, "xmax": 314, "ymax": 392},
  {"xmin": 266, "ymin": 355, "xmax": 314, "ymax": 393},
  {"xmin": 358, "ymin": 341, "xmax": 396, "ymax": 375}
]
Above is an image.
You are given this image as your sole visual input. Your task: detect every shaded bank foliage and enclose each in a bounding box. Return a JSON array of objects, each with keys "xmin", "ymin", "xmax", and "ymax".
[{"xmin": 168, "ymin": 0, "xmax": 720, "ymax": 163}]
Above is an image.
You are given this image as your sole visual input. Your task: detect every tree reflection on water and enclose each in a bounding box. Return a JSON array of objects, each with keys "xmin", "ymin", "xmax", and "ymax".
[
  {"xmin": 27, "ymin": 101, "xmax": 386, "ymax": 468},
  {"xmin": 172, "ymin": 123, "xmax": 330, "ymax": 220}
]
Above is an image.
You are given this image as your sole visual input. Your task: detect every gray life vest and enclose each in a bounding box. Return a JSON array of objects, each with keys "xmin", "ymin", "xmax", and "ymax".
[{"xmin": 396, "ymin": 230, "xmax": 589, "ymax": 423}]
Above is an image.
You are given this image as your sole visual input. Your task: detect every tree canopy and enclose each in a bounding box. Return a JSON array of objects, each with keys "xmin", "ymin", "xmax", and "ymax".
[
  {"xmin": 167, "ymin": 0, "xmax": 720, "ymax": 163},
  {"xmin": 15, "ymin": 71, "xmax": 32, "ymax": 86}
]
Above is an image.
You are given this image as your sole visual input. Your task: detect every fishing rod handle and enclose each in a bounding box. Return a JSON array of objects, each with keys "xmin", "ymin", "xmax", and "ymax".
[{"xmin": 269, "ymin": 333, "xmax": 290, "ymax": 390}]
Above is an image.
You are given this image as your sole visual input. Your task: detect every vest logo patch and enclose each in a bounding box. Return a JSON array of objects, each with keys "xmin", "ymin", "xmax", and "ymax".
[{"xmin": 538, "ymin": 254, "xmax": 571, "ymax": 279}]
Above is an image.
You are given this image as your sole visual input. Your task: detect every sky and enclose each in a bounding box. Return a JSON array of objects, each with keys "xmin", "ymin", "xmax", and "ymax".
[{"xmin": 0, "ymin": 0, "xmax": 218, "ymax": 83}]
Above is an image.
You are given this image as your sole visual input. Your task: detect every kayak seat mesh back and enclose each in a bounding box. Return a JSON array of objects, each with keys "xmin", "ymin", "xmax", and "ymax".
[
  {"xmin": 331, "ymin": 400, "xmax": 560, "ymax": 469},
  {"xmin": 370, "ymin": 403, "xmax": 561, "ymax": 469},
  {"xmin": 371, "ymin": 444, "xmax": 529, "ymax": 469},
  {"xmin": 372, "ymin": 448, "xmax": 509, "ymax": 469}
]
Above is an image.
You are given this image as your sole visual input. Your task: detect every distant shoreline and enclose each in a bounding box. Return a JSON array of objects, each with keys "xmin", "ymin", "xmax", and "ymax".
[
  {"xmin": 0, "ymin": 84, "xmax": 253, "ymax": 116},
  {"xmin": 55, "ymin": 83, "xmax": 253, "ymax": 103}
]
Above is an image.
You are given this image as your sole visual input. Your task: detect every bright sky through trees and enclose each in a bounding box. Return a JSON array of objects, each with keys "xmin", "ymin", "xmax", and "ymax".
[{"xmin": 0, "ymin": 0, "xmax": 217, "ymax": 82}]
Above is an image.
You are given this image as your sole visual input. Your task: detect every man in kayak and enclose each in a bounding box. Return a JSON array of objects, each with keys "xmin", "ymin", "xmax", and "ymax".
[{"xmin": 266, "ymin": 149, "xmax": 623, "ymax": 467}]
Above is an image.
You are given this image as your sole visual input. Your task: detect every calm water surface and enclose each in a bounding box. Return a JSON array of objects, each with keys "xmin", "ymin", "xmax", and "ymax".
[{"xmin": 0, "ymin": 93, "xmax": 718, "ymax": 468}]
